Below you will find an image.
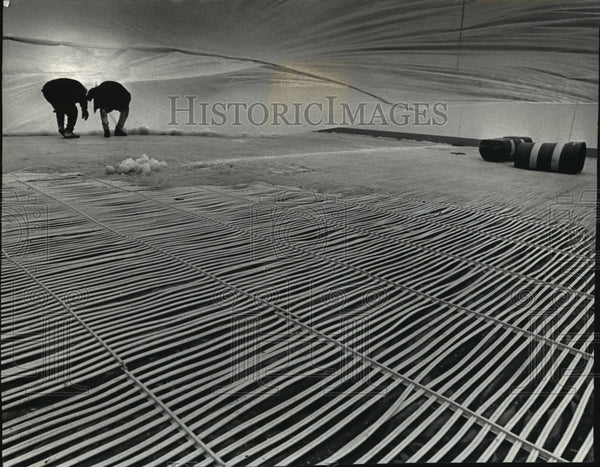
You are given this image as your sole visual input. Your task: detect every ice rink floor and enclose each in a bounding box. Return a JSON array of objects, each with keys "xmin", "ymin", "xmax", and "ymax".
[{"xmin": 2, "ymin": 133, "xmax": 595, "ymax": 464}]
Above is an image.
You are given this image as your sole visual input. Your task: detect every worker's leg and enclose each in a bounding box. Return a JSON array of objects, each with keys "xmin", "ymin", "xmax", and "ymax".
[
  {"xmin": 54, "ymin": 107, "xmax": 66, "ymax": 136},
  {"xmin": 100, "ymin": 108, "xmax": 111, "ymax": 137},
  {"xmin": 115, "ymin": 108, "xmax": 128, "ymax": 136},
  {"xmin": 64, "ymin": 104, "xmax": 78, "ymax": 132},
  {"xmin": 63, "ymin": 104, "xmax": 80, "ymax": 138}
]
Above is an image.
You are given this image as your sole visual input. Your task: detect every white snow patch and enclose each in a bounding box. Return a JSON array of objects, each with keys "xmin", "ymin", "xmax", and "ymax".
[{"xmin": 115, "ymin": 154, "xmax": 167, "ymax": 175}]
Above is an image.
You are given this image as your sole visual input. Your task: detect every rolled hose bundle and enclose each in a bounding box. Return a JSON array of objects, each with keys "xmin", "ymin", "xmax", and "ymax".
[
  {"xmin": 513, "ymin": 141, "xmax": 586, "ymax": 174},
  {"xmin": 479, "ymin": 137, "xmax": 532, "ymax": 162}
]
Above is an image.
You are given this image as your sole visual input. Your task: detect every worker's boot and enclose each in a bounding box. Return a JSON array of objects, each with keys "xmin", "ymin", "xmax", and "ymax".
[{"xmin": 63, "ymin": 131, "xmax": 80, "ymax": 139}]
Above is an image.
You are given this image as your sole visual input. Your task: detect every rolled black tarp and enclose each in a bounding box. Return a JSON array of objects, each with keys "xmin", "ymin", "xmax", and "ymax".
[
  {"xmin": 513, "ymin": 142, "xmax": 586, "ymax": 174},
  {"xmin": 479, "ymin": 137, "xmax": 532, "ymax": 162}
]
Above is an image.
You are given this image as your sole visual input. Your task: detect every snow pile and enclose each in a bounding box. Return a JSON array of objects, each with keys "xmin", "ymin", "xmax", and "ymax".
[{"xmin": 108, "ymin": 154, "xmax": 167, "ymax": 176}]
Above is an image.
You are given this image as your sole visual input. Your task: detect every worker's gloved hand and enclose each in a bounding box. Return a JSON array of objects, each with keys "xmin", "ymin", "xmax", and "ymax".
[{"xmin": 82, "ymin": 109, "xmax": 89, "ymax": 120}]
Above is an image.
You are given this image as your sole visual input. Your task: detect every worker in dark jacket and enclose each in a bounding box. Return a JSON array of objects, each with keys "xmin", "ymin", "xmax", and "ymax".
[
  {"xmin": 87, "ymin": 81, "xmax": 131, "ymax": 137},
  {"xmin": 42, "ymin": 78, "xmax": 89, "ymax": 138}
]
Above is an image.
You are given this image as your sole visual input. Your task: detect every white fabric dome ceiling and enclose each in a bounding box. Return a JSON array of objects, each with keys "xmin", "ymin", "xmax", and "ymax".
[{"xmin": 3, "ymin": 0, "xmax": 598, "ymax": 140}]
